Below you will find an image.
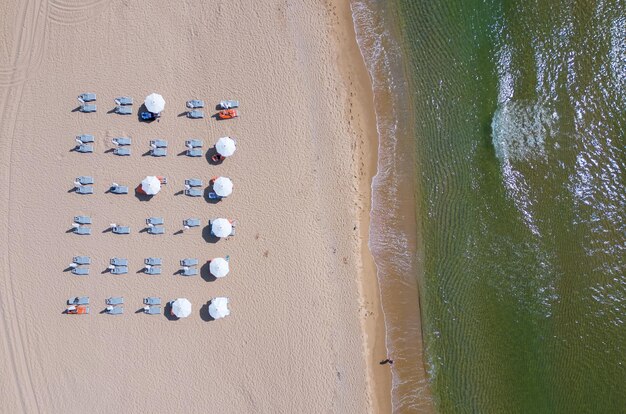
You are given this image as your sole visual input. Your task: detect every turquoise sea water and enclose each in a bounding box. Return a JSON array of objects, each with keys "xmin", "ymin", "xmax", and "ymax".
[{"xmin": 353, "ymin": 0, "xmax": 626, "ymax": 412}]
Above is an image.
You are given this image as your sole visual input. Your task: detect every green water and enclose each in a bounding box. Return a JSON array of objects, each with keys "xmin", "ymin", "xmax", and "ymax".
[{"xmin": 391, "ymin": 1, "xmax": 626, "ymax": 412}]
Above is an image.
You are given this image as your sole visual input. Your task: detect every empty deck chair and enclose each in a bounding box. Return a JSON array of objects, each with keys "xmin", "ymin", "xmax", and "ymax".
[
  {"xmin": 73, "ymin": 226, "xmax": 91, "ymax": 235},
  {"xmin": 79, "ymin": 104, "xmax": 97, "ymax": 112},
  {"xmin": 76, "ymin": 144, "xmax": 94, "ymax": 153},
  {"xmin": 68, "ymin": 296, "xmax": 89, "ymax": 305},
  {"xmin": 147, "ymin": 226, "xmax": 165, "ymax": 235},
  {"xmin": 110, "ymin": 266, "xmax": 128, "ymax": 274},
  {"xmin": 112, "ymin": 137, "xmax": 131, "ymax": 146},
  {"xmin": 76, "ymin": 186, "xmax": 94, "ymax": 194},
  {"xmin": 71, "ymin": 267, "xmax": 89, "ymax": 275},
  {"xmin": 110, "ymin": 185, "xmax": 129, "ymax": 194},
  {"xmin": 113, "ymin": 147, "xmax": 131, "ymax": 156},
  {"xmin": 184, "ymin": 178, "xmax": 202, "ymax": 187},
  {"xmin": 72, "ymin": 256, "xmax": 90, "ymax": 265},
  {"xmin": 184, "ymin": 188, "xmax": 202, "ymax": 197},
  {"xmin": 114, "ymin": 96, "xmax": 133, "ymax": 105},
  {"xmin": 105, "ymin": 306, "xmax": 123, "ymax": 315},
  {"xmin": 115, "ymin": 105, "xmax": 132, "ymax": 115},
  {"xmin": 76, "ymin": 176, "xmax": 94, "ymax": 185},
  {"xmin": 110, "ymin": 257, "xmax": 128, "ymax": 266},
  {"xmin": 146, "ymin": 217, "xmax": 164, "ymax": 226},
  {"xmin": 151, "ymin": 148, "xmax": 167, "ymax": 157},
  {"xmin": 186, "ymin": 100, "xmax": 204, "ymax": 108},
  {"xmin": 112, "ymin": 226, "xmax": 130, "ymax": 234},
  {"xmin": 149, "ymin": 139, "xmax": 168, "ymax": 148},
  {"xmin": 76, "ymin": 134, "xmax": 94, "ymax": 143},
  {"xmin": 186, "ymin": 148, "xmax": 203, "ymax": 157},
  {"xmin": 77, "ymin": 93, "xmax": 96, "ymax": 103},
  {"xmin": 73, "ymin": 216, "xmax": 92, "ymax": 224},
  {"xmin": 105, "ymin": 297, "xmax": 124, "ymax": 305},
  {"xmin": 183, "ymin": 218, "xmax": 200, "ymax": 227},
  {"xmin": 144, "ymin": 257, "xmax": 162, "ymax": 266},
  {"xmin": 185, "ymin": 139, "xmax": 203, "ymax": 148},
  {"xmin": 180, "ymin": 258, "xmax": 199, "ymax": 266},
  {"xmin": 181, "ymin": 267, "xmax": 199, "ymax": 276},
  {"xmin": 144, "ymin": 297, "xmax": 161, "ymax": 305},
  {"xmin": 187, "ymin": 110, "xmax": 204, "ymax": 119},
  {"xmin": 145, "ymin": 266, "xmax": 162, "ymax": 275}
]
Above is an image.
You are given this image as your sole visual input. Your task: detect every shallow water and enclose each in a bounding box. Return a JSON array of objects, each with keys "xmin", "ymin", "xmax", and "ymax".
[{"xmin": 353, "ymin": 0, "xmax": 626, "ymax": 412}]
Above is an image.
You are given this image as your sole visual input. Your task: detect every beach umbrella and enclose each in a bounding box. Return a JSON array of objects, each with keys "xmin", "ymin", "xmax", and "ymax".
[
  {"xmin": 211, "ymin": 218, "xmax": 232, "ymax": 238},
  {"xmin": 208, "ymin": 297, "xmax": 230, "ymax": 320},
  {"xmin": 171, "ymin": 298, "xmax": 192, "ymax": 318},
  {"xmin": 215, "ymin": 137, "xmax": 236, "ymax": 157},
  {"xmin": 144, "ymin": 93, "xmax": 165, "ymax": 113},
  {"xmin": 213, "ymin": 177, "xmax": 233, "ymax": 197},
  {"xmin": 141, "ymin": 176, "xmax": 161, "ymax": 195},
  {"xmin": 209, "ymin": 257, "xmax": 230, "ymax": 278}
]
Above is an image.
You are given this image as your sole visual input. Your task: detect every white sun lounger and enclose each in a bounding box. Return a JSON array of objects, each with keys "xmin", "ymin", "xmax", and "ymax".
[
  {"xmin": 148, "ymin": 226, "xmax": 165, "ymax": 235},
  {"xmin": 105, "ymin": 306, "xmax": 123, "ymax": 315},
  {"xmin": 71, "ymin": 267, "xmax": 89, "ymax": 275},
  {"xmin": 110, "ymin": 257, "xmax": 128, "ymax": 266},
  {"xmin": 183, "ymin": 218, "xmax": 200, "ymax": 227},
  {"xmin": 144, "ymin": 297, "xmax": 161, "ymax": 305},
  {"xmin": 76, "ymin": 186, "xmax": 94, "ymax": 194},
  {"xmin": 145, "ymin": 266, "xmax": 162, "ymax": 275},
  {"xmin": 79, "ymin": 104, "xmax": 97, "ymax": 112},
  {"xmin": 180, "ymin": 258, "xmax": 199, "ymax": 266},
  {"xmin": 76, "ymin": 134, "xmax": 94, "ymax": 143},
  {"xmin": 115, "ymin": 105, "xmax": 132, "ymax": 115},
  {"xmin": 73, "ymin": 256, "xmax": 90, "ymax": 265},
  {"xmin": 187, "ymin": 110, "xmax": 204, "ymax": 119},
  {"xmin": 185, "ymin": 188, "xmax": 202, "ymax": 197},
  {"xmin": 77, "ymin": 93, "xmax": 96, "ymax": 103},
  {"xmin": 106, "ymin": 297, "xmax": 124, "ymax": 305},
  {"xmin": 74, "ymin": 216, "xmax": 91, "ymax": 224},
  {"xmin": 110, "ymin": 185, "xmax": 128, "ymax": 194},
  {"xmin": 181, "ymin": 267, "xmax": 199, "ymax": 276},
  {"xmin": 150, "ymin": 139, "xmax": 168, "ymax": 148},
  {"xmin": 185, "ymin": 139, "xmax": 203, "ymax": 148},
  {"xmin": 110, "ymin": 266, "xmax": 128, "ymax": 275},
  {"xmin": 146, "ymin": 217, "xmax": 164, "ymax": 226},
  {"xmin": 112, "ymin": 137, "xmax": 131, "ymax": 146},
  {"xmin": 68, "ymin": 296, "xmax": 89, "ymax": 305},
  {"xmin": 73, "ymin": 226, "xmax": 91, "ymax": 235},
  {"xmin": 184, "ymin": 178, "xmax": 202, "ymax": 187},
  {"xmin": 76, "ymin": 144, "xmax": 94, "ymax": 153},
  {"xmin": 186, "ymin": 100, "xmax": 204, "ymax": 108},
  {"xmin": 114, "ymin": 96, "xmax": 133, "ymax": 105},
  {"xmin": 219, "ymin": 100, "xmax": 239, "ymax": 109},
  {"xmin": 186, "ymin": 148, "xmax": 203, "ymax": 157},
  {"xmin": 151, "ymin": 148, "xmax": 167, "ymax": 157},
  {"xmin": 76, "ymin": 176, "xmax": 94, "ymax": 185},
  {"xmin": 145, "ymin": 257, "xmax": 162, "ymax": 266},
  {"xmin": 114, "ymin": 147, "xmax": 131, "ymax": 156},
  {"xmin": 144, "ymin": 306, "xmax": 161, "ymax": 315},
  {"xmin": 112, "ymin": 226, "xmax": 130, "ymax": 234}
]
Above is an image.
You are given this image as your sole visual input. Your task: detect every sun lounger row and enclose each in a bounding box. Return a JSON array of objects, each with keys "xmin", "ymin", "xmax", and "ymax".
[
  {"xmin": 66, "ymin": 297, "xmax": 163, "ymax": 315},
  {"xmin": 70, "ymin": 219, "xmax": 231, "ymax": 236}
]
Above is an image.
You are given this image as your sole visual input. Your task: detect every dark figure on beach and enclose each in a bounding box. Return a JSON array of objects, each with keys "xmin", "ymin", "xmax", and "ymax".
[{"xmin": 379, "ymin": 359, "xmax": 394, "ymax": 365}]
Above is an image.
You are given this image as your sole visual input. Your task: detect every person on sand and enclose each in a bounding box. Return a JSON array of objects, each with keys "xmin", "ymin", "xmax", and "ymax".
[
  {"xmin": 211, "ymin": 153, "xmax": 225, "ymax": 163},
  {"xmin": 379, "ymin": 359, "xmax": 394, "ymax": 365}
]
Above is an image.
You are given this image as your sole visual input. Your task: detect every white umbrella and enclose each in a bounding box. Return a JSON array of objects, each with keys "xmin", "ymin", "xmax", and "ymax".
[
  {"xmin": 211, "ymin": 218, "xmax": 232, "ymax": 238},
  {"xmin": 171, "ymin": 298, "xmax": 192, "ymax": 318},
  {"xmin": 213, "ymin": 177, "xmax": 233, "ymax": 197},
  {"xmin": 209, "ymin": 257, "xmax": 230, "ymax": 278},
  {"xmin": 144, "ymin": 93, "xmax": 165, "ymax": 113},
  {"xmin": 141, "ymin": 176, "xmax": 161, "ymax": 195},
  {"xmin": 208, "ymin": 297, "xmax": 230, "ymax": 319},
  {"xmin": 215, "ymin": 137, "xmax": 236, "ymax": 157}
]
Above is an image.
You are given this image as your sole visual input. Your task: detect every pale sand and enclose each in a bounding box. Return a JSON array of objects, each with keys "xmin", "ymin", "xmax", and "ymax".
[{"xmin": 0, "ymin": 0, "xmax": 390, "ymax": 412}]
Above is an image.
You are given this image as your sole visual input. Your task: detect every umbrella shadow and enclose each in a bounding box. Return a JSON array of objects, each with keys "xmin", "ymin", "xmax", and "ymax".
[
  {"xmin": 134, "ymin": 190, "xmax": 154, "ymax": 202},
  {"xmin": 71, "ymin": 106, "xmax": 81, "ymax": 113},
  {"xmin": 177, "ymin": 111, "xmax": 188, "ymax": 117},
  {"xmin": 199, "ymin": 302, "xmax": 214, "ymax": 322},
  {"xmin": 67, "ymin": 187, "xmax": 77, "ymax": 193},
  {"xmin": 205, "ymin": 147, "xmax": 224, "ymax": 165},
  {"xmin": 163, "ymin": 302, "xmax": 178, "ymax": 321},
  {"xmin": 102, "ymin": 227, "xmax": 113, "ymax": 233},
  {"xmin": 202, "ymin": 225, "xmax": 220, "ymax": 243},
  {"xmin": 174, "ymin": 229, "xmax": 184, "ymax": 235},
  {"xmin": 106, "ymin": 108, "xmax": 116, "ymax": 114},
  {"xmin": 135, "ymin": 308, "xmax": 145, "ymax": 314},
  {"xmin": 104, "ymin": 148, "xmax": 115, "ymax": 153},
  {"xmin": 177, "ymin": 150, "xmax": 187, "ymax": 156},
  {"xmin": 203, "ymin": 187, "xmax": 221, "ymax": 204},
  {"xmin": 200, "ymin": 261, "xmax": 217, "ymax": 282}
]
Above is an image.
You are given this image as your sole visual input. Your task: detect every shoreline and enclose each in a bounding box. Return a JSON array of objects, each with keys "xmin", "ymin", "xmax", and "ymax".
[{"xmin": 326, "ymin": 1, "xmax": 393, "ymax": 413}]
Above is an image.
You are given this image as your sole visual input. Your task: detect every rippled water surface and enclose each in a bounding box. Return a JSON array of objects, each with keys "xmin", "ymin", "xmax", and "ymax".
[{"xmin": 355, "ymin": 0, "xmax": 626, "ymax": 412}]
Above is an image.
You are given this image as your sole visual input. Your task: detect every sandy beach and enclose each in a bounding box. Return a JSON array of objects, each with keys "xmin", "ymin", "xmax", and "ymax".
[{"xmin": 0, "ymin": 0, "xmax": 390, "ymax": 412}]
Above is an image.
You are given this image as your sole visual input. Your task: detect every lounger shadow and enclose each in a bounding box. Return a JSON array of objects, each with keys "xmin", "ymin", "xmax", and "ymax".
[
  {"xmin": 174, "ymin": 190, "xmax": 184, "ymax": 196},
  {"xmin": 174, "ymin": 230, "xmax": 184, "ymax": 235},
  {"xmin": 135, "ymin": 308, "xmax": 145, "ymax": 314},
  {"xmin": 71, "ymin": 106, "xmax": 81, "ymax": 112},
  {"xmin": 106, "ymin": 108, "xmax": 116, "ymax": 114},
  {"xmin": 177, "ymin": 151, "xmax": 187, "ymax": 156},
  {"xmin": 177, "ymin": 111, "xmax": 187, "ymax": 117},
  {"xmin": 102, "ymin": 228, "xmax": 113, "ymax": 233}
]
